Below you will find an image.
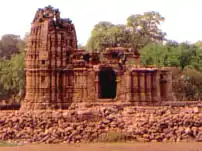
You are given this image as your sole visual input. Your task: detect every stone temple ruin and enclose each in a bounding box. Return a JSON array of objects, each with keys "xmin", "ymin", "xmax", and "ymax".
[{"xmin": 21, "ymin": 6, "xmax": 173, "ymax": 110}]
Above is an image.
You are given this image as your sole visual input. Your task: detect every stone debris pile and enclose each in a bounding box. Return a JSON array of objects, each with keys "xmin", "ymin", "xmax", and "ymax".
[{"xmin": 0, "ymin": 105, "xmax": 202, "ymax": 144}]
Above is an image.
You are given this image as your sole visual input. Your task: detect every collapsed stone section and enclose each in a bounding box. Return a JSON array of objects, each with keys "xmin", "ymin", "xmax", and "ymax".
[{"xmin": 22, "ymin": 6, "xmax": 173, "ymax": 110}]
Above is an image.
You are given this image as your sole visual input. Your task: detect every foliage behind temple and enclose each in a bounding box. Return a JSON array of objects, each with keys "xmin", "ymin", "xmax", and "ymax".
[
  {"xmin": 86, "ymin": 11, "xmax": 166, "ymax": 52},
  {"xmin": 0, "ymin": 34, "xmax": 26, "ymax": 102}
]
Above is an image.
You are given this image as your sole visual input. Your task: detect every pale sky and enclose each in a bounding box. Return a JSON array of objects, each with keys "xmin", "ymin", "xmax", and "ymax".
[{"xmin": 0, "ymin": 0, "xmax": 201, "ymax": 45}]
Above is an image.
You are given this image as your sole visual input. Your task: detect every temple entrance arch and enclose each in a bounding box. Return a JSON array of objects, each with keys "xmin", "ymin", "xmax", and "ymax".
[{"xmin": 98, "ymin": 67, "xmax": 117, "ymax": 99}]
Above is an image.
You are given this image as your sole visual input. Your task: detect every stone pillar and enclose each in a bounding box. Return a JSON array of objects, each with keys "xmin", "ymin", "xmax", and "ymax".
[
  {"xmin": 151, "ymin": 70, "xmax": 157, "ymax": 102},
  {"xmin": 62, "ymin": 71, "xmax": 66, "ymax": 103},
  {"xmin": 159, "ymin": 71, "xmax": 166, "ymax": 102},
  {"xmin": 29, "ymin": 73, "xmax": 33, "ymax": 101},
  {"xmin": 139, "ymin": 71, "xmax": 146, "ymax": 102},
  {"xmin": 164, "ymin": 72, "xmax": 168, "ymax": 101},
  {"xmin": 34, "ymin": 71, "xmax": 39, "ymax": 107},
  {"xmin": 125, "ymin": 71, "xmax": 132, "ymax": 102},
  {"xmin": 25, "ymin": 71, "xmax": 31, "ymax": 101},
  {"xmin": 64, "ymin": 71, "xmax": 67, "ymax": 103},
  {"xmin": 51, "ymin": 71, "xmax": 56, "ymax": 104},
  {"xmin": 68, "ymin": 71, "xmax": 74, "ymax": 103},
  {"xmin": 145, "ymin": 70, "xmax": 152, "ymax": 102},
  {"xmin": 160, "ymin": 70, "xmax": 173, "ymax": 102},
  {"xmin": 38, "ymin": 72, "xmax": 42, "ymax": 101},
  {"xmin": 62, "ymin": 47, "xmax": 66, "ymax": 67},
  {"xmin": 56, "ymin": 72, "xmax": 60, "ymax": 104},
  {"xmin": 116, "ymin": 71, "xmax": 121, "ymax": 101},
  {"xmin": 95, "ymin": 71, "xmax": 99, "ymax": 99},
  {"xmin": 83, "ymin": 70, "xmax": 88, "ymax": 101},
  {"xmin": 131, "ymin": 71, "xmax": 139, "ymax": 102},
  {"xmin": 50, "ymin": 35, "xmax": 56, "ymax": 68},
  {"xmin": 87, "ymin": 69, "xmax": 96, "ymax": 101},
  {"xmin": 33, "ymin": 71, "xmax": 36, "ymax": 99},
  {"xmin": 29, "ymin": 71, "xmax": 35, "ymax": 103},
  {"xmin": 78, "ymin": 71, "xmax": 83, "ymax": 101},
  {"xmin": 156, "ymin": 70, "xmax": 161, "ymax": 102},
  {"xmin": 57, "ymin": 33, "xmax": 61, "ymax": 68},
  {"xmin": 167, "ymin": 71, "xmax": 173, "ymax": 101}
]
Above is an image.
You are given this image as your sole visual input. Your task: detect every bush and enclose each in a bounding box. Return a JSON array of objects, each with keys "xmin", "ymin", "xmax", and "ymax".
[{"xmin": 172, "ymin": 67, "xmax": 202, "ymax": 101}]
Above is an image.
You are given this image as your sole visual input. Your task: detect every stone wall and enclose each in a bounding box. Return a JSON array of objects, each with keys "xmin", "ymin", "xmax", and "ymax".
[
  {"xmin": 1, "ymin": 104, "xmax": 202, "ymax": 144},
  {"xmin": 129, "ymin": 68, "xmax": 172, "ymax": 105}
]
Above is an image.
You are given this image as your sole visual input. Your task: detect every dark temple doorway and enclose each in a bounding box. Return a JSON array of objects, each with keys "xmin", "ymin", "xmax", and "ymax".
[{"xmin": 99, "ymin": 68, "xmax": 117, "ymax": 99}]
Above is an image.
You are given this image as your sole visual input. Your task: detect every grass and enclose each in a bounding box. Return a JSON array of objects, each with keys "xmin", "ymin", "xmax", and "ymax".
[{"xmin": 0, "ymin": 141, "xmax": 18, "ymax": 147}]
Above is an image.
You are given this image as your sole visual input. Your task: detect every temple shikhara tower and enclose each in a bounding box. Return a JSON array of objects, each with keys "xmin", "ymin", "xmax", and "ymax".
[{"xmin": 21, "ymin": 6, "xmax": 173, "ymax": 110}]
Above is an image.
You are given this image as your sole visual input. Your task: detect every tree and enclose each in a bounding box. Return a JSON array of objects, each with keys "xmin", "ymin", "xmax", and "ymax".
[
  {"xmin": 178, "ymin": 43, "xmax": 198, "ymax": 70},
  {"xmin": 86, "ymin": 11, "xmax": 166, "ymax": 52},
  {"xmin": 0, "ymin": 52, "xmax": 25, "ymax": 101},
  {"xmin": 0, "ymin": 34, "xmax": 26, "ymax": 102},
  {"xmin": 0, "ymin": 34, "xmax": 24, "ymax": 58},
  {"xmin": 125, "ymin": 11, "xmax": 166, "ymax": 51},
  {"xmin": 86, "ymin": 21, "xmax": 115, "ymax": 51}
]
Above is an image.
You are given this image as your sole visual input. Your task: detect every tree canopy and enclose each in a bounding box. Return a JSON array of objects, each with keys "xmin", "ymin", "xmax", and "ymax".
[
  {"xmin": 86, "ymin": 11, "xmax": 166, "ymax": 52},
  {"xmin": 0, "ymin": 34, "xmax": 25, "ymax": 59},
  {"xmin": 0, "ymin": 34, "xmax": 26, "ymax": 102}
]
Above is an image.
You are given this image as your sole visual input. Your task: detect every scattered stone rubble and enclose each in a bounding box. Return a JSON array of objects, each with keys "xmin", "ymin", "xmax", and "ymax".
[{"xmin": 0, "ymin": 104, "xmax": 202, "ymax": 144}]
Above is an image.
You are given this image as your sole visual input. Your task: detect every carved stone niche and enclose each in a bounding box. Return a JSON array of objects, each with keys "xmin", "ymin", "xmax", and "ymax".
[{"xmin": 39, "ymin": 51, "xmax": 49, "ymax": 66}]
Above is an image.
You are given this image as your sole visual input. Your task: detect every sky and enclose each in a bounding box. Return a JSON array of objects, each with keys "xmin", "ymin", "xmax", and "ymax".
[{"xmin": 0, "ymin": 0, "xmax": 201, "ymax": 45}]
